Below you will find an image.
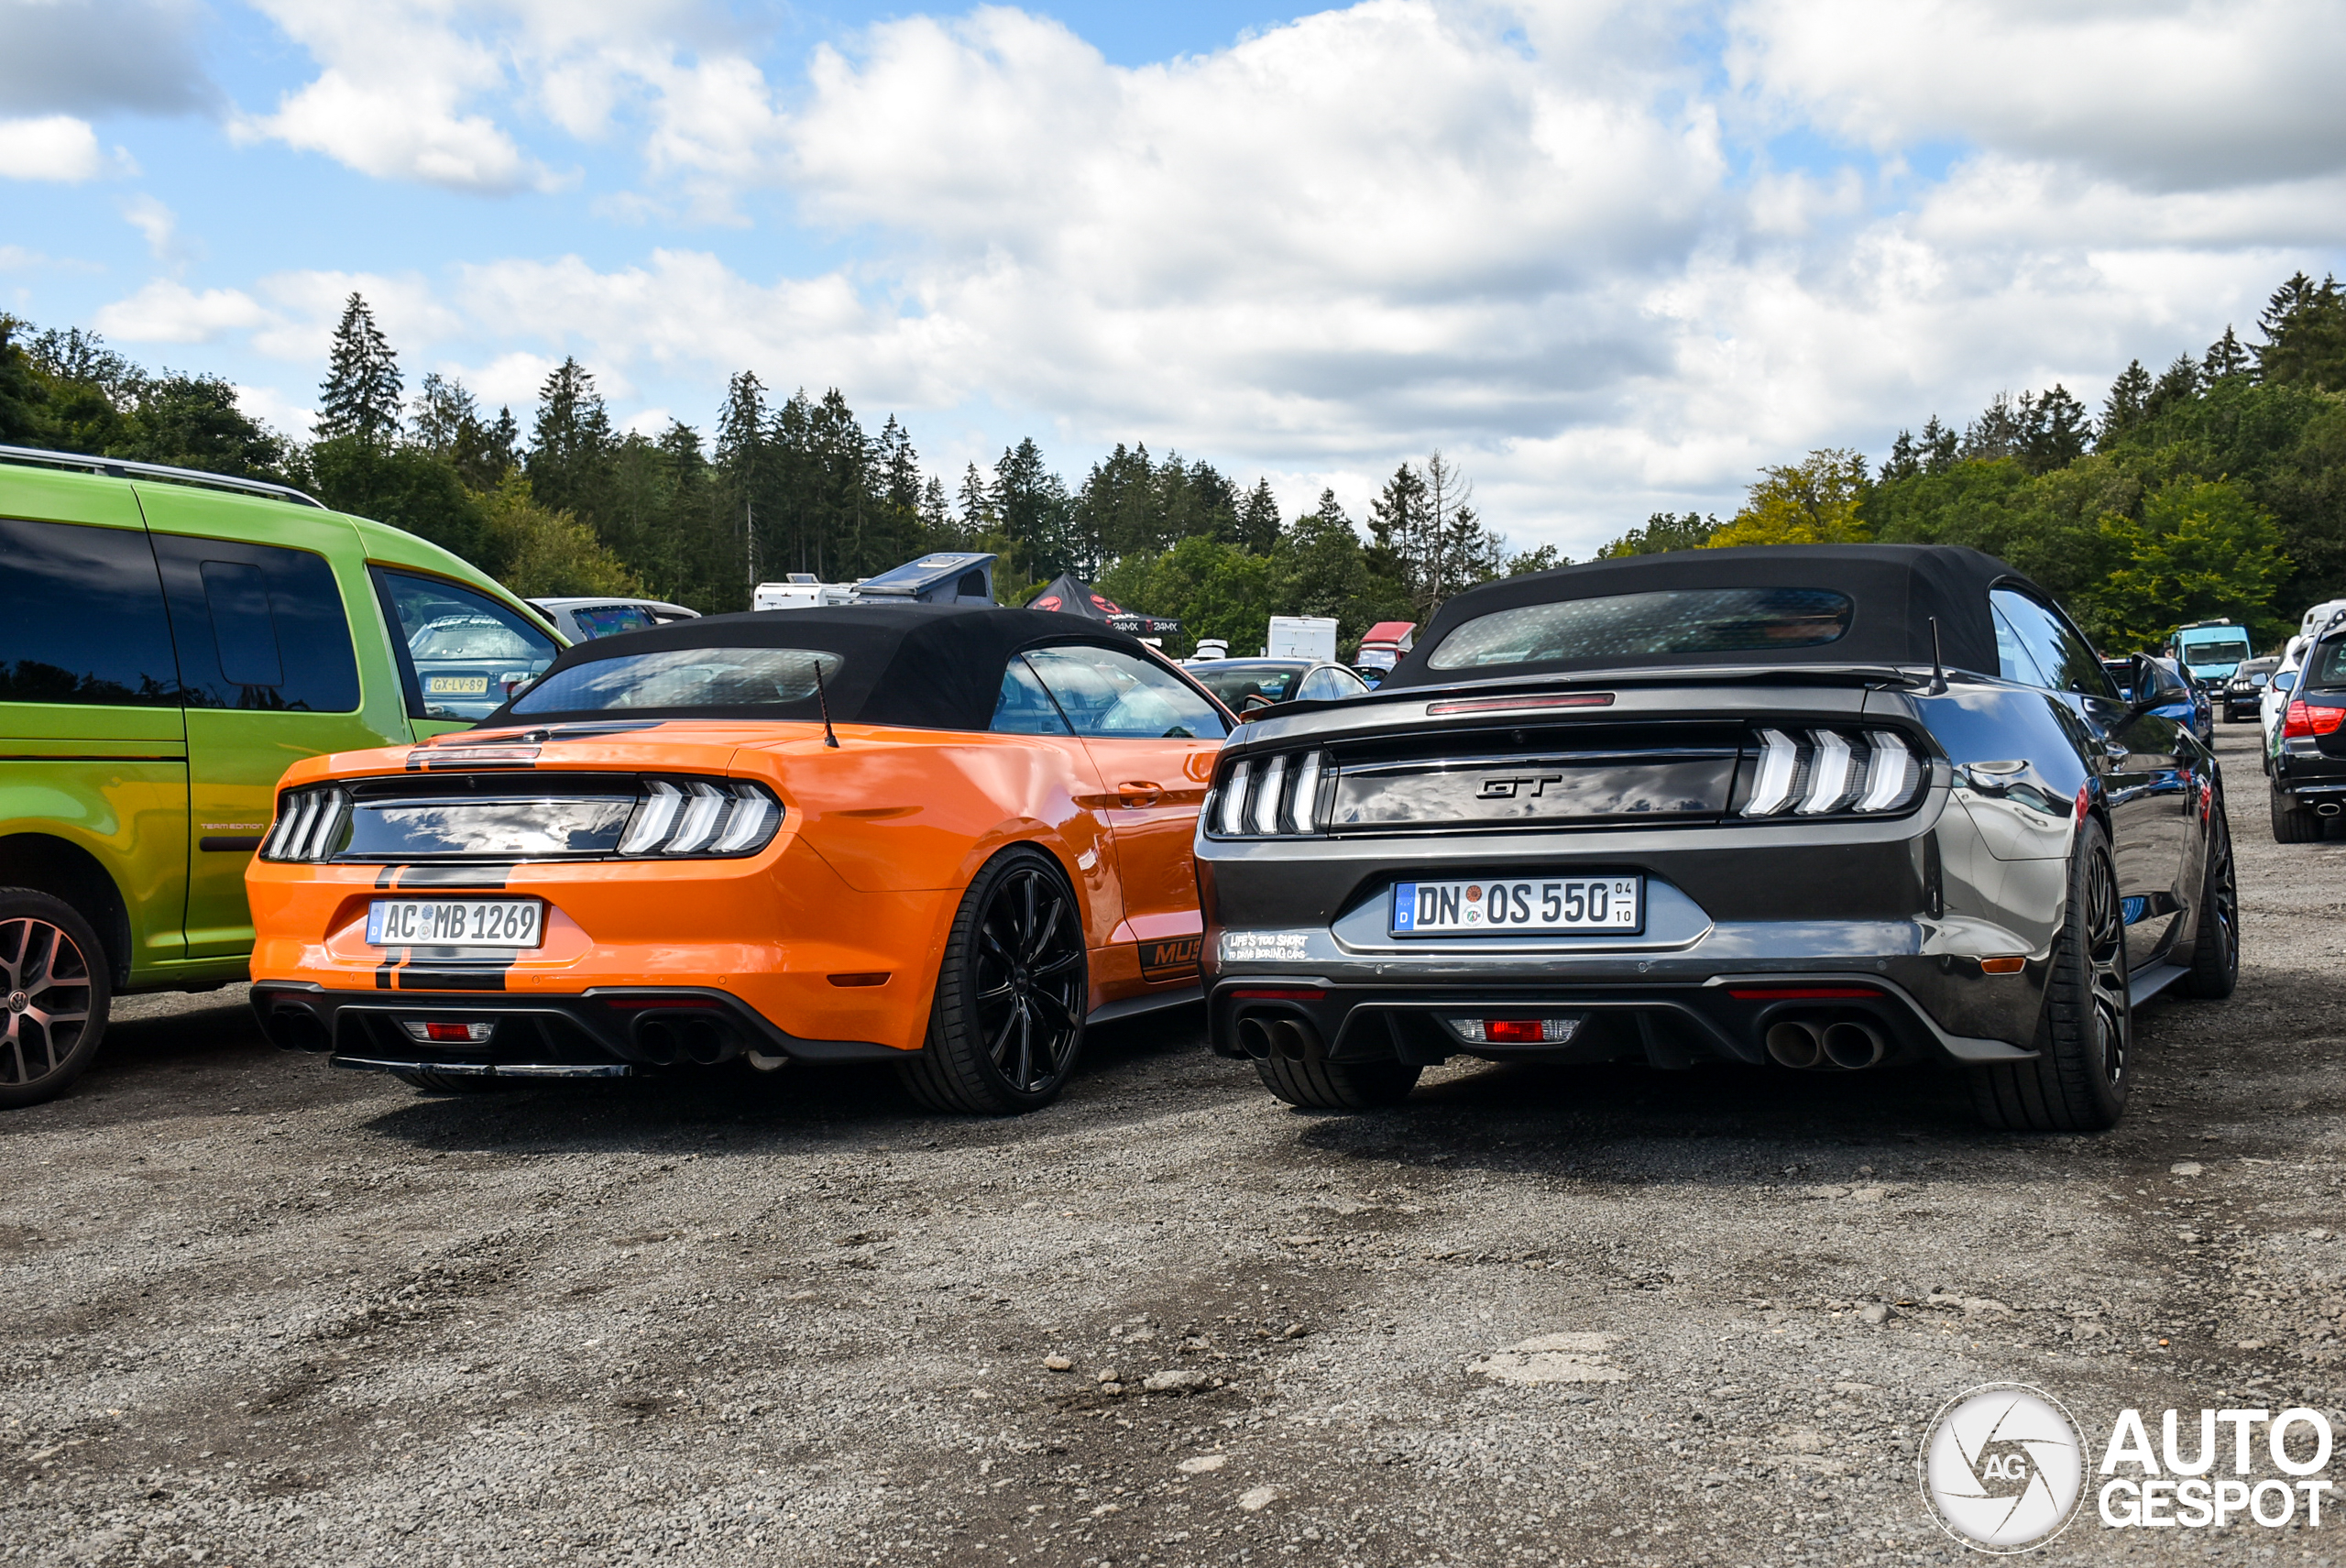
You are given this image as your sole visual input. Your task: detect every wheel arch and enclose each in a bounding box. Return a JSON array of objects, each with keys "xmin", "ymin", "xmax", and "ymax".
[{"xmin": 0, "ymin": 832, "xmax": 133, "ymax": 988}]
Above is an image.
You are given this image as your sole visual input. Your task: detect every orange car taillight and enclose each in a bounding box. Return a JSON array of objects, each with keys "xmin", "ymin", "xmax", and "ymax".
[
  {"xmin": 1208, "ymin": 750, "xmax": 1327, "ymax": 839},
  {"xmin": 259, "ymin": 786, "xmax": 348, "ymax": 861},
  {"xmin": 618, "ymin": 780, "xmax": 782, "ymax": 856},
  {"xmin": 1738, "ymin": 729, "xmax": 1924, "ymax": 817},
  {"xmin": 2283, "ymin": 699, "xmax": 2344, "ymax": 739}
]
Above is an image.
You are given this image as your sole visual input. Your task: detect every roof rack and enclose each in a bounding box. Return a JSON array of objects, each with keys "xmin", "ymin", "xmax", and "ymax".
[{"xmin": 0, "ymin": 443, "xmax": 326, "ymax": 510}]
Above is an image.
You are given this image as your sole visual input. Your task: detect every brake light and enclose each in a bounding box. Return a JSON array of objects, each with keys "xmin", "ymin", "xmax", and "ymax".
[
  {"xmin": 1208, "ymin": 750, "xmax": 1328, "ymax": 838},
  {"xmin": 1740, "ymin": 729, "xmax": 1924, "ymax": 817},
  {"xmin": 2283, "ymin": 699, "xmax": 2344, "ymax": 739}
]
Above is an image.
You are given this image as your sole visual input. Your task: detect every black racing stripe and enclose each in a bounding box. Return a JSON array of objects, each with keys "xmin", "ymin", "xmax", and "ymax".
[
  {"xmin": 375, "ymin": 865, "xmax": 402, "ymax": 888},
  {"xmin": 375, "ymin": 947, "xmax": 403, "ymax": 990},
  {"xmin": 398, "ymin": 969, "xmax": 508, "ymax": 992}
]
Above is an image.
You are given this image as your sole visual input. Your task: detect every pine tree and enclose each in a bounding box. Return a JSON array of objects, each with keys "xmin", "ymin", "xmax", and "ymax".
[
  {"xmin": 525, "ymin": 357, "xmax": 616, "ymax": 524},
  {"xmin": 1882, "ymin": 430, "xmax": 1919, "ymax": 484},
  {"xmin": 2098, "ymin": 361, "xmax": 2153, "ymax": 447},
  {"xmin": 2145, "ymin": 355, "xmax": 2200, "ymax": 421},
  {"xmin": 1920, "ymin": 415, "xmax": 1957, "ymax": 473},
  {"xmin": 920, "ymin": 476, "xmax": 954, "ymax": 545},
  {"xmin": 315, "ymin": 292, "xmax": 402, "ymax": 445},
  {"xmin": 1961, "ymin": 392, "xmax": 2023, "ymax": 461},
  {"xmin": 957, "ymin": 463, "xmax": 996, "ymax": 536},
  {"xmin": 2027, "ymin": 385, "xmax": 2091, "ymax": 472},
  {"xmin": 1239, "ymin": 477, "xmax": 1281, "ymax": 554},
  {"xmin": 2203, "ymin": 325, "xmax": 2250, "ymax": 380}
]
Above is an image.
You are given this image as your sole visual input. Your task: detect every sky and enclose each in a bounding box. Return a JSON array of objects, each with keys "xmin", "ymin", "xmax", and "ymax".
[{"xmin": 4, "ymin": 0, "xmax": 2344, "ymax": 558}]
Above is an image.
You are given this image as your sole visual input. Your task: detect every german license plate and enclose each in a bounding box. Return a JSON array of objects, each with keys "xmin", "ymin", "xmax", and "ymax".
[
  {"xmin": 367, "ymin": 898, "xmax": 543, "ymax": 948},
  {"xmin": 1390, "ymin": 876, "xmax": 1641, "ymax": 936},
  {"xmin": 425, "ymin": 675, "xmax": 490, "ymax": 695}
]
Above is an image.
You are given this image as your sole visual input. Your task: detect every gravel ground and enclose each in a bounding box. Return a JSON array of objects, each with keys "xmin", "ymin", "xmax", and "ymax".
[{"xmin": 8, "ymin": 721, "xmax": 2344, "ymax": 1567}]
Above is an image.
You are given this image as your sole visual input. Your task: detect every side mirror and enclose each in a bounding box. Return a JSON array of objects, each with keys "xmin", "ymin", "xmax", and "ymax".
[
  {"xmin": 2275, "ymin": 670, "xmax": 2297, "ymax": 693},
  {"xmin": 1240, "ymin": 692, "xmax": 1275, "ymax": 712}
]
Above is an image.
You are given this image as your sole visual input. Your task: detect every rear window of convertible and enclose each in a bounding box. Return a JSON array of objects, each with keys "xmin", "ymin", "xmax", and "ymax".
[
  {"xmin": 510, "ymin": 647, "xmax": 846, "ymax": 712},
  {"xmin": 1427, "ymin": 587, "xmax": 1855, "ymax": 670}
]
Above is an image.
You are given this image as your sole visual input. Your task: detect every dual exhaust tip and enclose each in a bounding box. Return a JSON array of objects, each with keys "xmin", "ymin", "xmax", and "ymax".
[
  {"xmin": 1234, "ymin": 1011, "xmax": 1321, "ymax": 1063},
  {"xmin": 1764, "ymin": 1018, "xmax": 1887, "ymax": 1071},
  {"xmin": 633, "ymin": 1014, "xmax": 739, "ymax": 1068},
  {"xmin": 2317, "ymin": 801, "xmax": 2343, "ymax": 817}
]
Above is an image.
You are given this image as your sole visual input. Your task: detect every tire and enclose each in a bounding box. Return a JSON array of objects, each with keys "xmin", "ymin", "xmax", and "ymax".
[
  {"xmin": 390, "ymin": 1069, "xmax": 518, "ymax": 1093},
  {"xmin": 0, "ymin": 888, "xmax": 111, "ymax": 1111},
  {"xmin": 2271, "ymin": 783, "xmax": 2322, "ymax": 843},
  {"xmin": 896, "ymin": 846, "xmax": 1088, "ymax": 1114},
  {"xmin": 1970, "ymin": 820, "xmax": 2131, "ymax": 1131},
  {"xmin": 2180, "ymin": 795, "xmax": 2239, "ymax": 1000},
  {"xmin": 1254, "ymin": 1054, "xmax": 1421, "ymax": 1111}
]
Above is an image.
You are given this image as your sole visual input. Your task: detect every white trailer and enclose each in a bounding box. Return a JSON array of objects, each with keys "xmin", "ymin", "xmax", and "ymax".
[
  {"xmin": 753, "ymin": 574, "xmax": 855, "ymax": 610},
  {"xmin": 1265, "ymin": 616, "xmax": 1338, "ymax": 662}
]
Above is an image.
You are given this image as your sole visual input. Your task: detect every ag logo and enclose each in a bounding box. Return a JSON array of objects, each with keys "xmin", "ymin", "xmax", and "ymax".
[{"xmin": 1919, "ymin": 1384, "xmax": 2084, "ymax": 1552}]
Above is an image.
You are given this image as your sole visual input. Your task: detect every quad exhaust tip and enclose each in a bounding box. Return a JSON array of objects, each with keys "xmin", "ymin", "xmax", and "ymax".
[
  {"xmin": 1765, "ymin": 1017, "xmax": 1885, "ymax": 1070},
  {"xmin": 1233, "ymin": 1010, "xmax": 1321, "ymax": 1063}
]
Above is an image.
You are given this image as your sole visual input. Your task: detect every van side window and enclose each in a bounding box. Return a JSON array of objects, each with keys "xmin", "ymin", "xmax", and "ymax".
[
  {"xmin": 372, "ymin": 569, "xmax": 559, "ymax": 721},
  {"xmin": 152, "ymin": 535, "xmax": 360, "ymax": 712},
  {"xmin": 0, "ymin": 517, "xmax": 182, "ymax": 707}
]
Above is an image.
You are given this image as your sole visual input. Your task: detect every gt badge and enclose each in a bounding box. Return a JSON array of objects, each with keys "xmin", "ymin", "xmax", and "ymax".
[{"xmin": 1476, "ymin": 773, "xmax": 1564, "ymax": 799}]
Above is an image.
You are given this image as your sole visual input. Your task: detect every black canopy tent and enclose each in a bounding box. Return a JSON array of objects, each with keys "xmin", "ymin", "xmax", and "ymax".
[
  {"xmin": 1025, "ymin": 574, "xmax": 1180, "ymax": 639},
  {"xmin": 1377, "ymin": 544, "xmax": 2035, "ymax": 689}
]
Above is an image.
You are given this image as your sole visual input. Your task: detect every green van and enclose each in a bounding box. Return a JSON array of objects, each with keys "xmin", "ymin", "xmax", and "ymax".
[{"xmin": 0, "ymin": 446, "xmax": 564, "ymax": 1109}]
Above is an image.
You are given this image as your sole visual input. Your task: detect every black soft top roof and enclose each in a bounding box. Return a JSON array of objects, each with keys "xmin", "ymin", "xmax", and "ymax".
[
  {"xmin": 1380, "ymin": 543, "xmax": 2041, "ymax": 687},
  {"xmin": 484, "ymin": 602, "xmax": 1162, "ymax": 730}
]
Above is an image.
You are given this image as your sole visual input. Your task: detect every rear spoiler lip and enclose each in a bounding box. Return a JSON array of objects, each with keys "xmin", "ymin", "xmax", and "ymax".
[{"xmin": 1249, "ymin": 662, "xmax": 1929, "ymax": 727}]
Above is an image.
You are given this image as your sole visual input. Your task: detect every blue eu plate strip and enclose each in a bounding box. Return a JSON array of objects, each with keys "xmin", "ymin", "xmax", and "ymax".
[{"xmin": 1392, "ymin": 883, "xmax": 1416, "ymax": 931}]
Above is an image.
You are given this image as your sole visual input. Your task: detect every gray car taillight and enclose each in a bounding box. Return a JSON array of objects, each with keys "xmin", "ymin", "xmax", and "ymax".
[
  {"xmin": 1210, "ymin": 750, "xmax": 1328, "ymax": 839},
  {"xmin": 1744, "ymin": 729, "xmax": 1923, "ymax": 818}
]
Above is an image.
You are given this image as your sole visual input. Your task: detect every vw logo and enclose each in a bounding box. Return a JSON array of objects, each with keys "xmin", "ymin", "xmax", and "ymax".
[{"xmin": 1919, "ymin": 1383, "xmax": 2084, "ymax": 1552}]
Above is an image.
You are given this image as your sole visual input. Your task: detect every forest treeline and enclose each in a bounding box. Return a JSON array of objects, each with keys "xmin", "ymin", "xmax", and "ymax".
[
  {"xmin": 0, "ymin": 296, "xmax": 1540, "ymax": 656},
  {"xmin": 1608, "ymin": 273, "xmax": 2346, "ymax": 651},
  {"xmin": 3, "ymin": 270, "xmax": 2342, "ymax": 655}
]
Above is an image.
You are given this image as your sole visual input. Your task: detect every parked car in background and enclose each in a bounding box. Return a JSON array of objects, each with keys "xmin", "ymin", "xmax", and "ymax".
[
  {"xmin": 1195, "ymin": 544, "xmax": 2234, "ymax": 1133},
  {"xmin": 1355, "ymin": 620, "xmax": 1417, "ymax": 674},
  {"xmin": 2271, "ymin": 619, "xmax": 2346, "ymax": 841},
  {"xmin": 1185, "ymin": 657, "xmax": 1370, "ymax": 715},
  {"xmin": 2223, "ymin": 656, "xmax": 2279, "ymax": 722},
  {"xmin": 2264, "ymin": 637, "xmax": 2308, "ymax": 761},
  {"xmin": 402, "ymin": 596, "xmax": 562, "ymax": 721},
  {"xmin": 2154, "ymin": 655, "xmax": 2215, "ymax": 744},
  {"xmin": 2169, "ymin": 620, "xmax": 2252, "ymax": 691},
  {"xmin": 531, "ymin": 597, "xmax": 699, "ymax": 642},
  {"xmin": 248, "ymin": 606, "xmax": 1235, "ymax": 1113},
  {"xmin": 0, "ymin": 444, "xmax": 561, "ymax": 1109}
]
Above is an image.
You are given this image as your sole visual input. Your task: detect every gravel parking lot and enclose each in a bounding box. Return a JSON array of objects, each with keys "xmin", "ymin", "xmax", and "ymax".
[{"xmin": 9, "ymin": 722, "xmax": 2344, "ymax": 1567}]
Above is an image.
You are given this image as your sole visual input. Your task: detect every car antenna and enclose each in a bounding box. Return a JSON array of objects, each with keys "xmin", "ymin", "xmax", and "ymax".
[
  {"xmin": 813, "ymin": 662, "xmax": 841, "ymax": 748},
  {"xmin": 1925, "ymin": 618, "xmax": 1949, "ymax": 695}
]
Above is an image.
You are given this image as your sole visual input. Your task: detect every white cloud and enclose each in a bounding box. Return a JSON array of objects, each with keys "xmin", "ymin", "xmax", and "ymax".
[
  {"xmin": 121, "ymin": 193, "xmax": 183, "ymax": 264},
  {"xmin": 1727, "ymin": 0, "xmax": 2346, "ymax": 192},
  {"xmin": 231, "ymin": 382, "xmax": 318, "ymax": 442},
  {"xmin": 0, "ymin": 114, "xmax": 109, "ymax": 181},
  {"xmin": 93, "ymin": 279, "xmax": 272, "ymax": 342}
]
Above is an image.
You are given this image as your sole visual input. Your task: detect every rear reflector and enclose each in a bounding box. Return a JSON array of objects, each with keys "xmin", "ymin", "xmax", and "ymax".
[
  {"xmin": 1230, "ymin": 988, "xmax": 1325, "ymax": 1001},
  {"xmin": 1449, "ymin": 1016, "xmax": 1580, "ymax": 1044},
  {"xmin": 1727, "ymin": 987, "xmax": 1880, "ymax": 1001},
  {"xmin": 402, "ymin": 1019, "xmax": 495, "ymax": 1043},
  {"xmin": 1427, "ymin": 693, "xmax": 1614, "ymax": 716},
  {"xmin": 1979, "ymin": 956, "xmax": 2026, "ymax": 975},
  {"xmin": 827, "ymin": 972, "xmax": 891, "ymax": 988}
]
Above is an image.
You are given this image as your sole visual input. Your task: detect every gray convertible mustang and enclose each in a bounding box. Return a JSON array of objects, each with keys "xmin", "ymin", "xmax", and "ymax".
[{"xmin": 1195, "ymin": 544, "xmax": 2237, "ymax": 1131}]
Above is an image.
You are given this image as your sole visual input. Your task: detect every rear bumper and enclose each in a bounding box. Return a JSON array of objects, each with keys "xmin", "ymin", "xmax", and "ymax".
[
  {"xmin": 1202, "ymin": 945, "xmax": 2041, "ymax": 1068},
  {"xmin": 250, "ymin": 981, "xmax": 905, "ymax": 1078}
]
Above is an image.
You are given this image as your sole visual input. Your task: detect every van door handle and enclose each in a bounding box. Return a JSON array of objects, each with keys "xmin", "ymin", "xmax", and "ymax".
[{"xmin": 1115, "ymin": 782, "xmax": 1163, "ymax": 806}]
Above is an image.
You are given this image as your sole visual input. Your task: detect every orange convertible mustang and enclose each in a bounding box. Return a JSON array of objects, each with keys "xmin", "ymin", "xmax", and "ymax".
[{"xmin": 247, "ymin": 605, "xmax": 1233, "ymax": 1113}]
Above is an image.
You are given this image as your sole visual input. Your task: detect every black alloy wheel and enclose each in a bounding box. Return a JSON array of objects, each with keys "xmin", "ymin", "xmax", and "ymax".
[
  {"xmin": 1972, "ymin": 820, "xmax": 2132, "ymax": 1131},
  {"xmin": 0, "ymin": 889, "xmax": 111, "ymax": 1111},
  {"xmin": 899, "ymin": 847, "xmax": 1088, "ymax": 1114},
  {"xmin": 2181, "ymin": 794, "xmax": 2240, "ymax": 1000}
]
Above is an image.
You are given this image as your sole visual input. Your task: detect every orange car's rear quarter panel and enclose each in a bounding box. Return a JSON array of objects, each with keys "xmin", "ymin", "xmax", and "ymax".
[{"xmin": 247, "ymin": 722, "xmax": 1132, "ymax": 1052}]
